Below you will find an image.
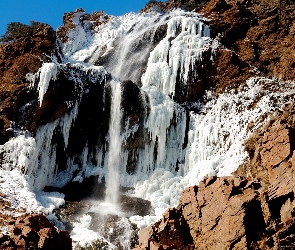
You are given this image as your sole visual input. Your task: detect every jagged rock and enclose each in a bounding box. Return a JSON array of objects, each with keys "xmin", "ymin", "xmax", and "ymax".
[
  {"xmin": 0, "ymin": 214, "xmax": 71, "ymax": 250},
  {"xmin": 135, "ymin": 164, "xmax": 295, "ymax": 249},
  {"xmin": 260, "ymin": 125, "xmax": 293, "ymax": 171},
  {"xmin": 135, "ymin": 176, "xmax": 267, "ymax": 249},
  {"xmin": 141, "ymin": 0, "xmax": 211, "ymax": 13},
  {"xmin": 200, "ymin": 0, "xmax": 295, "ymax": 80},
  {"xmin": 57, "ymin": 8, "xmax": 110, "ymax": 43},
  {"xmin": 0, "ymin": 24, "xmax": 58, "ymax": 144},
  {"xmin": 194, "ymin": 46, "xmax": 255, "ymax": 96},
  {"xmin": 240, "ymin": 104, "xmax": 295, "ymax": 185}
]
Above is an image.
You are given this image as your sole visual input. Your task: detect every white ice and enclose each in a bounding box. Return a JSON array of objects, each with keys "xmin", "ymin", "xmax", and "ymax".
[
  {"xmin": 37, "ymin": 63, "xmax": 58, "ymax": 107},
  {"xmin": 2, "ymin": 7, "xmax": 295, "ymax": 249}
]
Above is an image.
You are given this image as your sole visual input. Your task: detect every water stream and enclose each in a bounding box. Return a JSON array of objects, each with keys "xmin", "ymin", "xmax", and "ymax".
[
  {"xmin": 105, "ymin": 80, "xmax": 123, "ymax": 206},
  {"xmin": 1, "ymin": 8, "xmax": 295, "ymax": 250}
]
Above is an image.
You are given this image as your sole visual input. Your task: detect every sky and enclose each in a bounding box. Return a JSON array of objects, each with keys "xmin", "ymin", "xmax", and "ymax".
[{"xmin": 0, "ymin": 0, "xmax": 149, "ymax": 36}]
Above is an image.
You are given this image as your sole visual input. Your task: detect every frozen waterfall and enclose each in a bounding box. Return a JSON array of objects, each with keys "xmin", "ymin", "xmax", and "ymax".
[{"xmin": 1, "ymin": 7, "xmax": 295, "ymax": 249}]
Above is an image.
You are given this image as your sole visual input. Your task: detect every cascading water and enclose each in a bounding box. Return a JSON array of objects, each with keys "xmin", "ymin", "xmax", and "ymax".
[
  {"xmin": 105, "ymin": 80, "xmax": 122, "ymax": 206},
  {"xmin": 1, "ymin": 7, "xmax": 295, "ymax": 250}
]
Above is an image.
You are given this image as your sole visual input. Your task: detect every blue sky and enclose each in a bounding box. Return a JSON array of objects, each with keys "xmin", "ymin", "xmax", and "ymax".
[{"xmin": 0, "ymin": 0, "xmax": 149, "ymax": 35}]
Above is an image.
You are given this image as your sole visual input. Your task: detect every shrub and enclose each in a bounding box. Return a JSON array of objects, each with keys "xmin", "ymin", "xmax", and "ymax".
[
  {"xmin": 75, "ymin": 239, "xmax": 110, "ymax": 250},
  {"xmin": 185, "ymin": 0, "xmax": 210, "ymax": 11},
  {"xmin": 0, "ymin": 21, "xmax": 44, "ymax": 43}
]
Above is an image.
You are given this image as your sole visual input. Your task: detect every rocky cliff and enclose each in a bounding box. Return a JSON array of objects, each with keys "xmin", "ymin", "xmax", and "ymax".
[
  {"xmin": 134, "ymin": 0, "xmax": 295, "ymax": 249},
  {"xmin": 0, "ymin": 214, "xmax": 71, "ymax": 250},
  {"xmin": 1, "ymin": 0, "xmax": 295, "ymax": 249},
  {"xmin": 135, "ymin": 107, "xmax": 295, "ymax": 249}
]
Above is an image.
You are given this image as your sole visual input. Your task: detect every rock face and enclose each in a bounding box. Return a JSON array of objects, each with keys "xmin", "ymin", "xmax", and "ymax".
[
  {"xmin": 2, "ymin": 0, "xmax": 295, "ymax": 249},
  {"xmin": 135, "ymin": 168, "xmax": 295, "ymax": 249},
  {"xmin": 200, "ymin": 0, "xmax": 295, "ymax": 80},
  {"xmin": 141, "ymin": 0, "xmax": 211, "ymax": 13},
  {"xmin": 0, "ymin": 24, "xmax": 58, "ymax": 144},
  {"xmin": 135, "ymin": 102, "xmax": 295, "ymax": 249},
  {"xmin": 0, "ymin": 214, "xmax": 71, "ymax": 250},
  {"xmin": 135, "ymin": 177, "xmax": 262, "ymax": 249},
  {"xmin": 57, "ymin": 8, "xmax": 111, "ymax": 43},
  {"xmin": 241, "ymin": 103, "xmax": 295, "ymax": 185}
]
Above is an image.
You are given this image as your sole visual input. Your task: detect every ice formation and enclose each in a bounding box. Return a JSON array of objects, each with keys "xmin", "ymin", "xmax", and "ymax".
[
  {"xmin": 127, "ymin": 77, "xmax": 295, "ymax": 229},
  {"xmin": 0, "ymin": 102, "xmax": 79, "ymax": 191},
  {"xmin": 1, "ymin": 7, "xmax": 295, "ymax": 249},
  {"xmin": 37, "ymin": 63, "xmax": 58, "ymax": 107}
]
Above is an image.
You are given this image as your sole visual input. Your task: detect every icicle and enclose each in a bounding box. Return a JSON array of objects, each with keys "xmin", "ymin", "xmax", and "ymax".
[
  {"xmin": 59, "ymin": 102, "xmax": 79, "ymax": 149},
  {"xmin": 37, "ymin": 63, "xmax": 58, "ymax": 107},
  {"xmin": 139, "ymin": 13, "xmax": 211, "ymax": 174}
]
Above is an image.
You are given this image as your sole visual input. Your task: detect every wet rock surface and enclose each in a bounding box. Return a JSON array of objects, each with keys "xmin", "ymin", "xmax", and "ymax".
[{"xmin": 53, "ymin": 177, "xmax": 152, "ymax": 249}]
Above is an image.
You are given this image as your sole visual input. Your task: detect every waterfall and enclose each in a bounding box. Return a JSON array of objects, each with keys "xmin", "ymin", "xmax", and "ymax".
[
  {"xmin": 105, "ymin": 80, "xmax": 123, "ymax": 205},
  {"xmin": 2, "ymin": 7, "xmax": 295, "ymax": 249}
]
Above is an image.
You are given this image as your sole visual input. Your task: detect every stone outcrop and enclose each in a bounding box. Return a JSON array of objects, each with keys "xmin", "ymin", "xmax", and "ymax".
[
  {"xmin": 0, "ymin": 24, "xmax": 58, "ymax": 144},
  {"xmin": 135, "ymin": 168, "xmax": 295, "ymax": 249},
  {"xmin": 135, "ymin": 102, "xmax": 295, "ymax": 249},
  {"xmin": 57, "ymin": 8, "xmax": 111, "ymax": 43},
  {"xmin": 241, "ymin": 103, "xmax": 295, "ymax": 185},
  {"xmin": 141, "ymin": 0, "xmax": 211, "ymax": 13},
  {"xmin": 135, "ymin": 177, "xmax": 264, "ymax": 249},
  {"xmin": 0, "ymin": 214, "xmax": 71, "ymax": 250},
  {"xmin": 199, "ymin": 0, "xmax": 295, "ymax": 80}
]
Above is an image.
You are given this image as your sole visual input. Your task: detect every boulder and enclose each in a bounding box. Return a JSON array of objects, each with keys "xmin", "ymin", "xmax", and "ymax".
[
  {"xmin": 0, "ymin": 214, "xmax": 71, "ymax": 250},
  {"xmin": 135, "ymin": 176, "xmax": 265, "ymax": 249}
]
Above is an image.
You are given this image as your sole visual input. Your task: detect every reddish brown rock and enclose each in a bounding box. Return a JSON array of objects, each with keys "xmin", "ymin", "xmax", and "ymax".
[
  {"xmin": 0, "ymin": 214, "xmax": 72, "ymax": 250},
  {"xmin": 200, "ymin": 0, "xmax": 295, "ymax": 81},
  {"xmin": 135, "ymin": 176, "xmax": 266, "ymax": 249},
  {"xmin": 0, "ymin": 24, "xmax": 58, "ymax": 144},
  {"xmin": 136, "ymin": 135, "xmax": 295, "ymax": 250},
  {"xmin": 141, "ymin": 0, "xmax": 212, "ymax": 13},
  {"xmin": 56, "ymin": 8, "xmax": 110, "ymax": 43},
  {"xmin": 260, "ymin": 126, "xmax": 293, "ymax": 171},
  {"xmin": 241, "ymin": 104, "xmax": 295, "ymax": 185},
  {"xmin": 267, "ymin": 161, "xmax": 294, "ymax": 200}
]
